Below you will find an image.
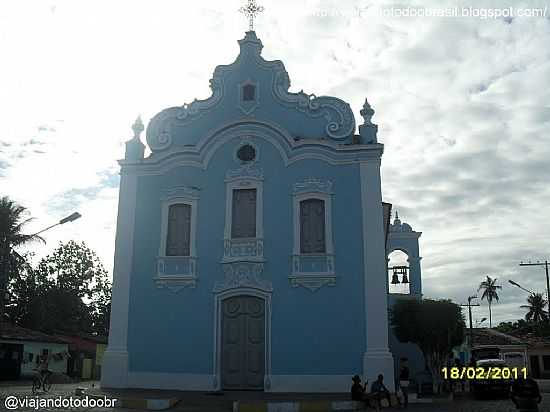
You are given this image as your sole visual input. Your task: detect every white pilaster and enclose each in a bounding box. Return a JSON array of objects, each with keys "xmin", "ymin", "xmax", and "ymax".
[
  {"xmin": 360, "ymin": 160, "xmax": 395, "ymax": 391},
  {"xmin": 101, "ymin": 169, "xmax": 138, "ymax": 388}
]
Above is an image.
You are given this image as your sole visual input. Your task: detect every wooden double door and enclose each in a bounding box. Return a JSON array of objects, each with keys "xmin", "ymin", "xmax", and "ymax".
[{"xmin": 221, "ymin": 296, "xmax": 265, "ymax": 390}]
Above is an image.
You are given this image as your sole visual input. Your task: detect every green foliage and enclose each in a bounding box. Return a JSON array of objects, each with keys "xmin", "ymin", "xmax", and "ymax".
[
  {"xmin": 7, "ymin": 241, "xmax": 111, "ymax": 335},
  {"xmin": 520, "ymin": 293, "xmax": 549, "ymax": 323},
  {"xmin": 0, "ymin": 196, "xmax": 44, "ymax": 320},
  {"xmin": 478, "ymin": 275, "xmax": 502, "ymax": 327},
  {"xmin": 391, "ymin": 299, "xmax": 465, "ymax": 386},
  {"xmin": 496, "ymin": 318, "xmax": 550, "ymax": 337}
]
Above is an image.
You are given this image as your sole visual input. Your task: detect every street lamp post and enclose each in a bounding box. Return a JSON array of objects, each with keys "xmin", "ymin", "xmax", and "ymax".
[
  {"xmin": 519, "ymin": 260, "xmax": 550, "ymax": 323},
  {"xmin": 31, "ymin": 212, "xmax": 82, "ymax": 236},
  {"xmin": 508, "ymin": 279, "xmax": 535, "ymax": 295},
  {"xmin": 0, "ymin": 212, "xmax": 82, "ymax": 325},
  {"xmin": 461, "ymin": 295, "xmax": 479, "ymax": 349}
]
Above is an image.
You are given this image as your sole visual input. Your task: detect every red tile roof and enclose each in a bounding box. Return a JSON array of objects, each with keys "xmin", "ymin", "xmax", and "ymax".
[{"xmin": 467, "ymin": 328, "xmax": 525, "ymax": 347}]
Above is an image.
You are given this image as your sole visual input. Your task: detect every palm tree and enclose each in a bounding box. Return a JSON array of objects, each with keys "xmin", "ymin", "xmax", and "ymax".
[
  {"xmin": 478, "ymin": 275, "xmax": 502, "ymax": 328},
  {"xmin": 0, "ymin": 196, "xmax": 44, "ymax": 320},
  {"xmin": 521, "ymin": 293, "xmax": 549, "ymax": 323}
]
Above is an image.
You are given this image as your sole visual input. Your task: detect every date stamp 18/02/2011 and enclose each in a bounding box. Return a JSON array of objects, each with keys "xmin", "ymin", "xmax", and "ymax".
[{"xmin": 441, "ymin": 367, "xmax": 527, "ymax": 380}]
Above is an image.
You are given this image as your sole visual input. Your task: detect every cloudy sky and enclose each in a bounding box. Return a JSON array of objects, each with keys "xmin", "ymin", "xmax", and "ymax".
[{"xmin": 1, "ymin": 0, "xmax": 549, "ymax": 325}]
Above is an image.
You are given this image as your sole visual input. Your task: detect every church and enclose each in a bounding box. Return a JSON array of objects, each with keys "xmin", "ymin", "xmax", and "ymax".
[{"xmin": 101, "ymin": 23, "xmax": 424, "ymax": 392}]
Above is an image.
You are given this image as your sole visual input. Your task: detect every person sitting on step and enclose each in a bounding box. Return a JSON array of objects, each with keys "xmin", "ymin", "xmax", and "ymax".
[
  {"xmin": 370, "ymin": 374, "xmax": 392, "ymax": 411},
  {"xmin": 351, "ymin": 375, "xmax": 368, "ymax": 401}
]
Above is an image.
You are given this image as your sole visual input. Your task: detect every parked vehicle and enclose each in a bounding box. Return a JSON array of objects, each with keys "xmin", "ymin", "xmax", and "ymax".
[
  {"xmin": 503, "ymin": 352, "xmax": 527, "ymax": 370},
  {"xmin": 471, "ymin": 359, "xmax": 512, "ymax": 398}
]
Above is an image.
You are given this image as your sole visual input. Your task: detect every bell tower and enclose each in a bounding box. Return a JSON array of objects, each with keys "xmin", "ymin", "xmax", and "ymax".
[{"xmin": 387, "ymin": 212, "xmax": 422, "ymax": 298}]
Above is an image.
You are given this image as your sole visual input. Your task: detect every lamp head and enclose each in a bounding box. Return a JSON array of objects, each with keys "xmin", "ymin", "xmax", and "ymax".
[{"xmin": 59, "ymin": 212, "xmax": 82, "ymax": 225}]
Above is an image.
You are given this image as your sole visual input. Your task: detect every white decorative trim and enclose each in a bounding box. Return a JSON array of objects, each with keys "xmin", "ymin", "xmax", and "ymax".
[
  {"xmin": 289, "ymin": 255, "xmax": 336, "ymax": 292},
  {"xmin": 293, "ymin": 178, "xmax": 333, "ymax": 195},
  {"xmin": 101, "ymin": 172, "xmax": 138, "ymax": 388},
  {"xmin": 232, "ymin": 139, "xmax": 260, "ymax": 165},
  {"xmin": 290, "ymin": 182, "xmax": 335, "ymax": 290},
  {"xmin": 292, "ymin": 188, "xmax": 334, "ymax": 255},
  {"xmin": 222, "ymin": 238, "xmax": 264, "ymax": 263},
  {"xmin": 225, "ymin": 163, "xmax": 263, "ymax": 182},
  {"xmin": 212, "ymin": 288, "xmax": 272, "ymax": 391},
  {"xmin": 161, "ymin": 185, "xmax": 200, "ymax": 201},
  {"xmin": 271, "ymin": 74, "xmax": 355, "ymax": 141},
  {"xmin": 224, "ymin": 166, "xmax": 264, "ymax": 240},
  {"xmin": 158, "ymin": 187, "xmax": 199, "ymax": 258},
  {"xmin": 214, "ymin": 262, "xmax": 272, "ymax": 293},
  {"xmin": 359, "ymin": 161, "xmax": 395, "ymax": 391},
  {"xmin": 123, "ymin": 120, "xmax": 385, "ymax": 177},
  {"xmin": 153, "ymin": 276, "xmax": 197, "ymax": 292},
  {"xmin": 153, "ymin": 256, "xmax": 198, "ymax": 292},
  {"xmin": 155, "ymin": 186, "xmax": 200, "ymax": 292}
]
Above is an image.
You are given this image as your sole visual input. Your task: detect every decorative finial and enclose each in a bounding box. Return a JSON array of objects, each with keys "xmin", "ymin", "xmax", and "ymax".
[
  {"xmin": 132, "ymin": 115, "xmax": 144, "ymax": 139},
  {"xmin": 239, "ymin": 0, "xmax": 264, "ymax": 31},
  {"xmin": 359, "ymin": 98, "xmax": 378, "ymax": 144},
  {"xmin": 360, "ymin": 98, "xmax": 375, "ymax": 126}
]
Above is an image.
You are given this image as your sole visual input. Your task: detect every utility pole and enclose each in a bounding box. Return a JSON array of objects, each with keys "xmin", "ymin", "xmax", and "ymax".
[
  {"xmin": 519, "ymin": 260, "xmax": 550, "ymax": 323},
  {"xmin": 461, "ymin": 295, "xmax": 480, "ymax": 349}
]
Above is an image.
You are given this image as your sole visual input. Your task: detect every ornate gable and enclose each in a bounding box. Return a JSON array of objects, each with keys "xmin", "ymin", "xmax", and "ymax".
[{"xmin": 146, "ymin": 31, "xmax": 356, "ymax": 152}]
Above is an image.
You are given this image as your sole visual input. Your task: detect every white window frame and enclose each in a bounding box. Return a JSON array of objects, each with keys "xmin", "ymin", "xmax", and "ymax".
[
  {"xmin": 293, "ymin": 192, "xmax": 333, "ymax": 256},
  {"xmin": 159, "ymin": 197, "xmax": 198, "ymax": 258},
  {"xmin": 224, "ymin": 179, "xmax": 264, "ymax": 240}
]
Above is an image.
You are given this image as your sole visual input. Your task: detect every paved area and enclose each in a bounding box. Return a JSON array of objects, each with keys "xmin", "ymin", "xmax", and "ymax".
[
  {"xmin": 404, "ymin": 394, "xmax": 550, "ymax": 411},
  {"xmin": 1, "ymin": 383, "xmax": 550, "ymax": 412}
]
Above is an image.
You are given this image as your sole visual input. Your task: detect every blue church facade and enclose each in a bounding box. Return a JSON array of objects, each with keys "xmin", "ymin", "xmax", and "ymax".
[{"xmin": 101, "ymin": 31, "xmax": 424, "ymax": 392}]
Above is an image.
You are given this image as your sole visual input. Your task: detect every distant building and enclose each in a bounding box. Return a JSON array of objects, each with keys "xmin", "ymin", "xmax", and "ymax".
[
  {"xmin": 453, "ymin": 328, "xmax": 528, "ymax": 368},
  {"xmin": 508, "ymin": 332, "xmax": 550, "ymax": 379},
  {"xmin": 53, "ymin": 333, "xmax": 107, "ymax": 380},
  {"xmin": 103, "ymin": 30, "xmax": 424, "ymax": 392},
  {"xmin": 0, "ymin": 323, "xmax": 68, "ymax": 380}
]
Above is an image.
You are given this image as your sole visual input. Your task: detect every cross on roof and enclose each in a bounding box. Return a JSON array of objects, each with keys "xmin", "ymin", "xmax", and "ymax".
[{"xmin": 239, "ymin": 0, "xmax": 264, "ymax": 31}]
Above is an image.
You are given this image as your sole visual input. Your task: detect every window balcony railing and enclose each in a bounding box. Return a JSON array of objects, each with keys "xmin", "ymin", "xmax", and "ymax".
[
  {"xmin": 153, "ymin": 256, "xmax": 198, "ymax": 291},
  {"xmin": 289, "ymin": 254, "xmax": 336, "ymax": 291},
  {"xmin": 222, "ymin": 238, "xmax": 264, "ymax": 263}
]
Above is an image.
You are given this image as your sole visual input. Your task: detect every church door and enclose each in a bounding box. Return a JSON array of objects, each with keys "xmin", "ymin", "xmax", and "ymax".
[{"xmin": 221, "ymin": 296, "xmax": 265, "ymax": 390}]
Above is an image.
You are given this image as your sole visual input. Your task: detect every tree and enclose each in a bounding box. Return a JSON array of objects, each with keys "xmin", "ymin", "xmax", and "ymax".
[
  {"xmin": 0, "ymin": 196, "xmax": 44, "ymax": 321},
  {"xmin": 520, "ymin": 293, "xmax": 549, "ymax": 323},
  {"xmin": 478, "ymin": 275, "xmax": 501, "ymax": 328},
  {"xmin": 391, "ymin": 299, "xmax": 465, "ymax": 392},
  {"xmin": 7, "ymin": 241, "xmax": 111, "ymax": 335}
]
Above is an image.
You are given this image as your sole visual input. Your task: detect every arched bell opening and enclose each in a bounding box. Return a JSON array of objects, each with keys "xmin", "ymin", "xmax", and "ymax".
[{"xmin": 387, "ymin": 250, "xmax": 410, "ymax": 294}]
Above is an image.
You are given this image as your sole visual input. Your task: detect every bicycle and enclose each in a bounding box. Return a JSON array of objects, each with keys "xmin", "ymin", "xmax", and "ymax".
[{"xmin": 32, "ymin": 369, "xmax": 53, "ymax": 394}]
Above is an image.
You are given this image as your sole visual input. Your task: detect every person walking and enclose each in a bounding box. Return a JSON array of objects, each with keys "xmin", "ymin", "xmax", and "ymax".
[{"xmin": 398, "ymin": 359, "xmax": 410, "ymax": 408}]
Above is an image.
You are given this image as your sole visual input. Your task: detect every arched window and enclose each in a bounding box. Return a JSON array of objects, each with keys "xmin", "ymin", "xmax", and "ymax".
[
  {"xmin": 299, "ymin": 198, "xmax": 326, "ymax": 254},
  {"xmin": 166, "ymin": 203, "xmax": 191, "ymax": 256}
]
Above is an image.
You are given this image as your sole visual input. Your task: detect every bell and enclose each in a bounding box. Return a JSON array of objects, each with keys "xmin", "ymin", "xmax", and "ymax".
[
  {"xmin": 401, "ymin": 272, "xmax": 409, "ymax": 284},
  {"xmin": 391, "ymin": 272, "xmax": 400, "ymax": 284}
]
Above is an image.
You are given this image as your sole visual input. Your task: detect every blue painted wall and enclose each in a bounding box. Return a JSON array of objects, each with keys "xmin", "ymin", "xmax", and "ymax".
[{"xmin": 127, "ymin": 137, "xmax": 366, "ymax": 375}]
